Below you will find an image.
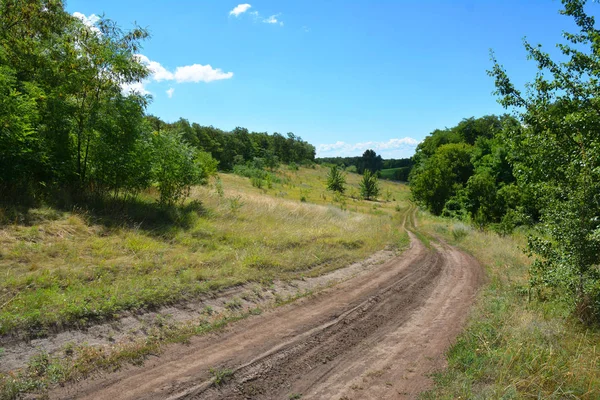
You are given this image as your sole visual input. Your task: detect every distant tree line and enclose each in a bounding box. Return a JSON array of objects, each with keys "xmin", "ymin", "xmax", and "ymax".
[
  {"xmin": 148, "ymin": 117, "xmax": 316, "ymax": 172},
  {"xmin": 317, "ymin": 150, "xmax": 412, "ymax": 178}
]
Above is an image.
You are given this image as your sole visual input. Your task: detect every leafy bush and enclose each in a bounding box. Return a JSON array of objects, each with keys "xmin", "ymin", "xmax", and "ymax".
[{"xmin": 152, "ymin": 132, "xmax": 217, "ymax": 206}]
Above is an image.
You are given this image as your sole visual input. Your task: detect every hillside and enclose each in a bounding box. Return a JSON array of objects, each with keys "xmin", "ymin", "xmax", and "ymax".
[{"xmin": 0, "ymin": 165, "xmax": 410, "ymax": 397}]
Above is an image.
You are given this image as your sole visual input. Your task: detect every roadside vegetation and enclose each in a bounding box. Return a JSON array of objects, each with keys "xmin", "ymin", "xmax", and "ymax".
[
  {"xmin": 419, "ymin": 214, "xmax": 600, "ymax": 399},
  {"xmin": 419, "ymin": 0, "xmax": 600, "ymax": 397}
]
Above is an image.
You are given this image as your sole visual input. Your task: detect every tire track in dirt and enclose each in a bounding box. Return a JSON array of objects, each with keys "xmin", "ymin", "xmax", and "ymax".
[{"xmin": 53, "ymin": 208, "xmax": 484, "ymax": 400}]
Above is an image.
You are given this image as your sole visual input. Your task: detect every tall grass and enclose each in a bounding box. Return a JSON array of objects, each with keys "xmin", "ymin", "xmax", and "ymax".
[
  {"xmin": 0, "ymin": 166, "xmax": 409, "ymax": 337},
  {"xmin": 419, "ymin": 213, "xmax": 600, "ymax": 399}
]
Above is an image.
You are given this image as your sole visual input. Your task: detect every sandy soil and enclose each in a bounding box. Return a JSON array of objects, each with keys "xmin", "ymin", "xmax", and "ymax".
[{"xmin": 51, "ymin": 226, "xmax": 484, "ymax": 400}]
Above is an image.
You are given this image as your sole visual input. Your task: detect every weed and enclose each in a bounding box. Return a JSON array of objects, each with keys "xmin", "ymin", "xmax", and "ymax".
[
  {"xmin": 288, "ymin": 393, "xmax": 302, "ymax": 399},
  {"xmin": 419, "ymin": 215, "xmax": 600, "ymax": 399},
  {"xmin": 209, "ymin": 367, "xmax": 233, "ymax": 386},
  {"xmin": 225, "ymin": 297, "xmax": 242, "ymax": 310},
  {"xmin": 214, "ymin": 176, "xmax": 224, "ymax": 198},
  {"xmin": 450, "ymin": 223, "xmax": 470, "ymax": 241},
  {"xmin": 227, "ymin": 195, "xmax": 244, "ymax": 214},
  {"xmin": 251, "ymin": 176, "xmax": 263, "ymax": 189}
]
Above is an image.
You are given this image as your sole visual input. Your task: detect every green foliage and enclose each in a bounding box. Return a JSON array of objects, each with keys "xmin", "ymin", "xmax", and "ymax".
[
  {"xmin": 410, "ymin": 143, "xmax": 474, "ymax": 215},
  {"xmin": 409, "ymin": 115, "xmax": 522, "ymax": 230},
  {"xmin": 152, "ymin": 132, "xmax": 216, "ymax": 206},
  {"xmin": 360, "ymin": 170, "xmax": 380, "ymax": 200},
  {"xmin": 0, "ymin": 1, "xmax": 315, "ymax": 209},
  {"xmin": 326, "ymin": 165, "xmax": 346, "ymax": 193},
  {"xmin": 209, "ymin": 367, "xmax": 233, "ymax": 386},
  {"xmin": 489, "ymin": 0, "xmax": 600, "ymax": 322},
  {"xmin": 358, "ymin": 149, "xmax": 383, "ymax": 174}
]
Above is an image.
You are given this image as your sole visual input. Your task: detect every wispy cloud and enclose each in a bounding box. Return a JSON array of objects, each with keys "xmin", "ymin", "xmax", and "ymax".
[
  {"xmin": 317, "ymin": 138, "xmax": 420, "ymax": 158},
  {"xmin": 231, "ymin": 6, "xmax": 284, "ymax": 26},
  {"xmin": 229, "ymin": 4, "xmax": 251, "ymax": 17},
  {"xmin": 73, "ymin": 12, "xmax": 234, "ymax": 97},
  {"xmin": 263, "ymin": 14, "xmax": 283, "ymax": 26}
]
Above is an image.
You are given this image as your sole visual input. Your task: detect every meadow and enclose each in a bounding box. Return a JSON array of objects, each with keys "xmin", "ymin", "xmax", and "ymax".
[{"xmin": 0, "ymin": 165, "xmax": 409, "ymax": 339}]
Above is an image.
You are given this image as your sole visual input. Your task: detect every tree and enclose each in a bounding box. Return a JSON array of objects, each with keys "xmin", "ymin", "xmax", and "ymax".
[
  {"xmin": 327, "ymin": 165, "xmax": 346, "ymax": 193},
  {"xmin": 360, "ymin": 170, "xmax": 380, "ymax": 200},
  {"xmin": 490, "ymin": 0, "xmax": 600, "ymax": 321},
  {"xmin": 410, "ymin": 143, "xmax": 474, "ymax": 215},
  {"xmin": 358, "ymin": 149, "xmax": 383, "ymax": 174}
]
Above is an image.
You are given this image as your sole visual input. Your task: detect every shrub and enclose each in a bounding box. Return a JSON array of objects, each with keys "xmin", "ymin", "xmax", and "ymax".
[
  {"xmin": 326, "ymin": 165, "xmax": 346, "ymax": 194},
  {"xmin": 152, "ymin": 132, "xmax": 217, "ymax": 206},
  {"xmin": 360, "ymin": 170, "xmax": 380, "ymax": 200}
]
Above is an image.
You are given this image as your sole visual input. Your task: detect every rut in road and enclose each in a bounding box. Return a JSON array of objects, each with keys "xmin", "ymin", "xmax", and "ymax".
[{"xmin": 54, "ymin": 211, "xmax": 483, "ymax": 400}]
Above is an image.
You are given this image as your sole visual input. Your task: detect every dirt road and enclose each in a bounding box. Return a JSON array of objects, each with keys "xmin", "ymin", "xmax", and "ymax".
[{"xmin": 53, "ymin": 223, "xmax": 483, "ymax": 400}]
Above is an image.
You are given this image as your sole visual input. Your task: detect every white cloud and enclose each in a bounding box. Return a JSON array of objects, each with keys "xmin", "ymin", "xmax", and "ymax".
[
  {"xmin": 73, "ymin": 12, "xmax": 101, "ymax": 34},
  {"xmin": 264, "ymin": 14, "xmax": 283, "ymax": 26},
  {"xmin": 134, "ymin": 54, "xmax": 233, "ymax": 84},
  {"xmin": 317, "ymin": 137, "xmax": 420, "ymax": 158},
  {"xmin": 121, "ymin": 81, "xmax": 150, "ymax": 96},
  {"xmin": 230, "ymin": 4, "xmax": 252, "ymax": 17},
  {"xmin": 174, "ymin": 64, "xmax": 234, "ymax": 83},
  {"xmin": 166, "ymin": 88, "xmax": 175, "ymax": 98},
  {"xmin": 135, "ymin": 54, "xmax": 174, "ymax": 82},
  {"xmin": 235, "ymin": 7, "xmax": 284, "ymax": 26}
]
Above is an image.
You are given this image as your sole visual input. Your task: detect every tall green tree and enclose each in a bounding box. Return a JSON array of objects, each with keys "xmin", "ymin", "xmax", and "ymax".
[
  {"xmin": 490, "ymin": 0, "xmax": 600, "ymax": 321},
  {"xmin": 410, "ymin": 143, "xmax": 474, "ymax": 215},
  {"xmin": 358, "ymin": 149, "xmax": 383, "ymax": 174}
]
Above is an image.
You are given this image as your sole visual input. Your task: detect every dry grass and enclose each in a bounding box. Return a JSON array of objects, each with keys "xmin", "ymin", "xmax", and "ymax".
[
  {"xmin": 419, "ymin": 212, "xmax": 600, "ymax": 399},
  {"xmin": 0, "ymin": 165, "xmax": 409, "ymax": 337}
]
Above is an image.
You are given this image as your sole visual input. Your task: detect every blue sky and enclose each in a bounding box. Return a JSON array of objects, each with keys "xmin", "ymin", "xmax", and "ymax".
[{"xmin": 67, "ymin": 0, "xmax": 587, "ymax": 158}]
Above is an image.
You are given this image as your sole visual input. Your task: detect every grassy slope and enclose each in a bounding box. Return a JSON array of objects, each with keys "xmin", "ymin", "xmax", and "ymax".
[
  {"xmin": 419, "ymin": 213, "xmax": 600, "ymax": 399},
  {"xmin": 0, "ymin": 165, "xmax": 410, "ymax": 398},
  {"xmin": 0, "ymin": 165, "xmax": 409, "ymax": 337}
]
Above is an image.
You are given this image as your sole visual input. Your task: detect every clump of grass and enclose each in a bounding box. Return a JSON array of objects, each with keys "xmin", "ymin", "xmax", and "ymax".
[{"xmin": 450, "ymin": 222, "xmax": 470, "ymax": 241}]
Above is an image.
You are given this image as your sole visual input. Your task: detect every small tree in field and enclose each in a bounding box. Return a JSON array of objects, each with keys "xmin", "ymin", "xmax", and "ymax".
[
  {"xmin": 327, "ymin": 165, "xmax": 346, "ymax": 193},
  {"xmin": 360, "ymin": 170, "xmax": 380, "ymax": 200}
]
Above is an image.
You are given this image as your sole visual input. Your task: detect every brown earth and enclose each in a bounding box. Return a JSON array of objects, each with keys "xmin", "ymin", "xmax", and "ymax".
[{"xmin": 52, "ymin": 226, "xmax": 484, "ymax": 400}]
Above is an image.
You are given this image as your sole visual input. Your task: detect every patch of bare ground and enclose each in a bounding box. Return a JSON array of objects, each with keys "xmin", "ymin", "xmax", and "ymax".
[{"xmin": 51, "ymin": 230, "xmax": 483, "ymax": 400}]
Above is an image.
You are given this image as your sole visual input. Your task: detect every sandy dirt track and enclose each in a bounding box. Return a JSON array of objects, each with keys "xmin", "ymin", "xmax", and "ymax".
[{"xmin": 53, "ymin": 225, "xmax": 484, "ymax": 400}]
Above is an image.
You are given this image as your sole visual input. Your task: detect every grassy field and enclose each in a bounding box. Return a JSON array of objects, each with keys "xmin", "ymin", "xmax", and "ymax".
[
  {"xmin": 418, "ymin": 213, "xmax": 600, "ymax": 399},
  {"xmin": 0, "ymin": 165, "xmax": 409, "ymax": 338},
  {"xmin": 0, "ymin": 165, "xmax": 411, "ymax": 397},
  {"xmin": 378, "ymin": 167, "xmax": 410, "ymax": 182}
]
